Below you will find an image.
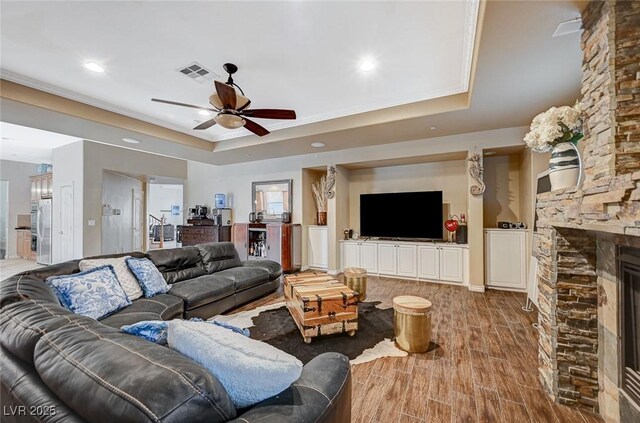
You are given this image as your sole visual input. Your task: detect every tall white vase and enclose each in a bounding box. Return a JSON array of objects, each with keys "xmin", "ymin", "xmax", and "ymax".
[{"xmin": 548, "ymin": 142, "xmax": 581, "ymax": 191}]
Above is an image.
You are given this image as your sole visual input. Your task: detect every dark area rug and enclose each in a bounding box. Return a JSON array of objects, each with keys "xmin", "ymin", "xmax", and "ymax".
[{"xmin": 249, "ymin": 301, "xmax": 395, "ymax": 364}]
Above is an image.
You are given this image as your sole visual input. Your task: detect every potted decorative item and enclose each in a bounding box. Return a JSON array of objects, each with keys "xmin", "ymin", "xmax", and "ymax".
[
  {"xmin": 524, "ymin": 103, "xmax": 583, "ymax": 191},
  {"xmin": 312, "ymin": 175, "xmax": 328, "ymax": 226}
]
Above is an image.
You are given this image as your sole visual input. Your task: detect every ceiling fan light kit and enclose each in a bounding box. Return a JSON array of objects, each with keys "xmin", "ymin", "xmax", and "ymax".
[
  {"xmin": 215, "ymin": 114, "xmax": 246, "ymax": 129},
  {"xmin": 152, "ymin": 63, "xmax": 296, "ymax": 137}
]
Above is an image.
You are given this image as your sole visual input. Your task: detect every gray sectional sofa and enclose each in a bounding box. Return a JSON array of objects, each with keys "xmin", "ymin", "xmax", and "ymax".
[{"xmin": 0, "ymin": 242, "xmax": 352, "ymax": 423}]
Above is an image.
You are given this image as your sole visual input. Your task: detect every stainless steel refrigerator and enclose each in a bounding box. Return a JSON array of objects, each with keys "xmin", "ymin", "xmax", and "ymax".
[{"xmin": 37, "ymin": 198, "xmax": 52, "ymax": 265}]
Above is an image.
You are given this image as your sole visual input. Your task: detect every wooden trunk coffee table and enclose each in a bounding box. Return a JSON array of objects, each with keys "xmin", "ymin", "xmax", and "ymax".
[{"xmin": 284, "ymin": 272, "xmax": 359, "ymax": 343}]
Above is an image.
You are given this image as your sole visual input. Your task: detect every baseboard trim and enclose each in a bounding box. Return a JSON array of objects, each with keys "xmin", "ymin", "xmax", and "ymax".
[
  {"xmin": 468, "ymin": 284, "xmax": 486, "ymax": 293},
  {"xmin": 327, "ymin": 269, "xmax": 339, "ymax": 276},
  {"xmin": 301, "ymin": 266, "xmax": 310, "ymax": 272}
]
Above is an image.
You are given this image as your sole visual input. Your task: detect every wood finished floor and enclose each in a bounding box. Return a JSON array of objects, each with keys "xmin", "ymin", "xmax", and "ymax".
[{"xmin": 232, "ymin": 273, "xmax": 605, "ymax": 423}]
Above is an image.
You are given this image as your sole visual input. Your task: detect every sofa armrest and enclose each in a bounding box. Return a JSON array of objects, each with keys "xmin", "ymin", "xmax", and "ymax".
[
  {"xmin": 241, "ymin": 260, "xmax": 283, "ymax": 280},
  {"xmin": 229, "ymin": 352, "xmax": 351, "ymax": 423}
]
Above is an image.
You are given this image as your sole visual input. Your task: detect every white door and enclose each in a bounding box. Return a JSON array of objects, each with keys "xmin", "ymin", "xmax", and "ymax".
[
  {"xmin": 343, "ymin": 242, "xmax": 360, "ymax": 269},
  {"xmin": 59, "ymin": 185, "xmax": 74, "ymax": 262},
  {"xmin": 308, "ymin": 226, "xmax": 328, "ymax": 269},
  {"xmin": 378, "ymin": 244, "xmax": 397, "ymax": 275},
  {"xmin": 132, "ymin": 190, "xmax": 143, "ymax": 252},
  {"xmin": 439, "ymin": 246, "xmax": 463, "ymax": 283},
  {"xmin": 359, "ymin": 243, "xmax": 378, "ymax": 273},
  {"xmin": 397, "ymin": 244, "xmax": 417, "ymax": 278},
  {"xmin": 418, "ymin": 245, "xmax": 439, "ymax": 279}
]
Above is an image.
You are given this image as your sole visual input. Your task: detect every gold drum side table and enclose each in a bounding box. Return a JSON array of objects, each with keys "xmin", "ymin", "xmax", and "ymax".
[
  {"xmin": 343, "ymin": 267, "xmax": 367, "ymax": 301},
  {"xmin": 393, "ymin": 295, "xmax": 432, "ymax": 353}
]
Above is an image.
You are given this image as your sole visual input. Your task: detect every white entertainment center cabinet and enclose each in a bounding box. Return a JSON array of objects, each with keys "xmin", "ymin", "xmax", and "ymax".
[{"xmin": 340, "ymin": 239, "xmax": 469, "ymax": 285}]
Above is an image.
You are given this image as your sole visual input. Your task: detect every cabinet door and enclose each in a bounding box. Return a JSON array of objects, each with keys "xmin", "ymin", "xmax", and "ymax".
[
  {"xmin": 343, "ymin": 242, "xmax": 360, "ymax": 269},
  {"xmin": 377, "ymin": 244, "xmax": 397, "ymax": 275},
  {"xmin": 418, "ymin": 245, "xmax": 439, "ymax": 279},
  {"xmin": 23, "ymin": 236, "xmax": 32, "ymax": 258},
  {"xmin": 397, "ymin": 244, "xmax": 417, "ymax": 278},
  {"xmin": 439, "ymin": 246, "xmax": 463, "ymax": 283},
  {"xmin": 359, "ymin": 243, "xmax": 378, "ymax": 273},
  {"xmin": 232, "ymin": 224, "xmax": 248, "ymax": 261},
  {"xmin": 485, "ymin": 231, "xmax": 526, "ymax": 290},
  {"xmin": 308, "ymin": 227, "xmax": 328, "ymax": 269},
  {"xmin": 30, "ymin": 178, "xmax": 37, "ymax": 202},
  {"xmin": 266, "ymin": 224, "xmax": 282, "ymax": 264}
]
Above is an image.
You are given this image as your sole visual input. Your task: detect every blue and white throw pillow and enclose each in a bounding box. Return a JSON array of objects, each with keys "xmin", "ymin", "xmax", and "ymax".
[
  {"xmin": 46, "ymin": 265, "xmax": 131, "ymax": 320},
  {"xmin": 121, "ymin": 320, "xmax": 169, "ymax": 344},
  {"xmin": 125, "ymin": 257, "xmax": 170, "ymax": 298}
]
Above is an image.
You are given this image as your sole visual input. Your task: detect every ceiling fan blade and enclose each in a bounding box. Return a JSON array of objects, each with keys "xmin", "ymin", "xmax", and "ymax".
[
  {"xmin": 193, "ymin": 118, "xmax": 217, "ymax": 130},
  {"xmin": 237, "ymin": 99, "xmax": 251, "ymax": 112},
  {"xmin": 215, "ymin": 81, "xmax": 237, "ymax": 110},
  {"xmin": 152, "ymin": 98, "xmax": 218, "ymax": 112},
  {"xmin": 242, "ymin": 109, "xmax": 297, "ymax": 120},
  {"xmin": 243, "ymin": 118, "xmax": 270, "ymax": 137}
]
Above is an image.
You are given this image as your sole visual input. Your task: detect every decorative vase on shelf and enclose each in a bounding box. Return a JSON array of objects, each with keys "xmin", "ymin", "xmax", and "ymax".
[
  {"xmin": 317, "ymin": 211, "xmax": 327, "ymax": 226},
  {"xmin": 548, "ymin": 142, "xmax": 581, "ymax": 191}
]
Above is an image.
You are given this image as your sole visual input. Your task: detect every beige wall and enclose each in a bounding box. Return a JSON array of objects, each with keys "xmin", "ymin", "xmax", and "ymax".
[
  {"xmin": 82, "ymin": 141, "xmax": 187, "ymax": 257},
  {"xmin": 348, "ymin": 160, "xmax": 467, "ymax": 233},
  {"xmin": 327, "ymin": 165, "xmax": 349, "ymax": 273},
  {"xmin": 0, "ymin": 160, "xmax": 38, "ymax": 258},
  {"xmin": 483, "ymin": 155, "xmax": 521, "ymax": 228},
  {"xmin": 188, "ymin": 127, "xmax": 529, "ymax": 271}
]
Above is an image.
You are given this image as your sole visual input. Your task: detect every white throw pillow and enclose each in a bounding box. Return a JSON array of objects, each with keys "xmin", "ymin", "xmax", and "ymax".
[
  {"xmin": 79, "ymin": 256, "xmax": 143, "ymax": 301},
  {"xmin": 167, "ymin": 320, "xmax": 303, "ymax": 409}
]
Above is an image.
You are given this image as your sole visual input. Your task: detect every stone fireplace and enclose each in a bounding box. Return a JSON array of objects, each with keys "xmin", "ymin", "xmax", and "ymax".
[{"xmin": 534, "ymin": 1, "xmax": 639, "ymax": 422}]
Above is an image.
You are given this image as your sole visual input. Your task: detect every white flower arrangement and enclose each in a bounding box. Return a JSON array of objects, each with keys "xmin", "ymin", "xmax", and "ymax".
[{"xmin": 524, "ymin": 103, "xmax": 584, "ymax": 153}]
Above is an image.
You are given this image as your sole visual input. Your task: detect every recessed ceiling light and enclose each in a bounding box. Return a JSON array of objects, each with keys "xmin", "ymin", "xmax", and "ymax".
[
  {"xmin": 122, "ymin": 137, "xmax": 141, "ymax": 144},
  {"xmin": 430, "ymin": 126, "xmax": 437, "ymax": 130},
  {"xmin": 84, "ymin": 62, "xmax": 105, "ymax": 73},
  {"xmin": 311, "ymin": 142, "xmax": 326, "ymax": 148},
  {"xmin": 359, "ymin": 59, "xmax": 376, "ymax": 72},
  {"xmin": 198, "ymin": 110, "xmax": 212, "ymax": 116}
]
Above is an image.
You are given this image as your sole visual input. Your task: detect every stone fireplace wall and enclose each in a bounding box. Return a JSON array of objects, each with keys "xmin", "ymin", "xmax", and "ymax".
[{"xmin": 535, "ymin": 0, "xmax": 640, "ymax": 420}]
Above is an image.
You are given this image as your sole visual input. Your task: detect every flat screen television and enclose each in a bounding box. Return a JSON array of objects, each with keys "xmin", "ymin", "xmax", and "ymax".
[{"xmin": 360, "ymin": 191, "xmax": 443, "ymax": 240}]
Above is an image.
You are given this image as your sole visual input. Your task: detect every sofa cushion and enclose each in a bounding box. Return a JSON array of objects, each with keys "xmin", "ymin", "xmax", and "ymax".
[
  {"xmin": 34, "ymin": 320, "xmax": 236, "ymax": 423},
  {"xmin": 1, "ymin": 346, "xmax": 87, "ymax": 423},
  {"xmin": 169, "ymin": 275, "xmax": 235, "ymax": 310},
  {"xmin": 1, "ymin": 274, "xmax": 60, "ymax": 308},
  {"xmin": 46, "ymin": 265, "xmax": 131, "ymax": 320},
  {"xmin": 242, "ymin": 260, "xmax": 283, "ymax": 280},
  {"xmin": 0, "ymin": 300, "xmax": 96, "ymax": 365},
  {"xmin": 147, "ymin": 246, "xmax": 206, "ymax": 284},
  {"xmin": 214, "ymin": 267, "xmax": 270, "ymax": 292},
  {"xmin": 98, "ymin": 294, "xmax": 184, "ymax": 328},
  {"xmin": 197, "ymin": 242, "xmax": 242, "ymax": 274}
]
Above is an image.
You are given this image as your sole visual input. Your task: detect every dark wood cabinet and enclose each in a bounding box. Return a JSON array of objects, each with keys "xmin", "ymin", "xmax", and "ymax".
[
  {"xmin": 232, "ymin": 223, "xmax": 301, "ymax": 273},
  {"xmin": 181, "ymin": 220, "xmax": 231, "ymax": 246}
]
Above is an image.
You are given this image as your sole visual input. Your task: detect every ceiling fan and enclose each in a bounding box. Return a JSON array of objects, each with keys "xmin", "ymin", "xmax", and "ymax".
[{"xmin": 152, "ymin": 63, "xmax": 296, "ymax": 137}]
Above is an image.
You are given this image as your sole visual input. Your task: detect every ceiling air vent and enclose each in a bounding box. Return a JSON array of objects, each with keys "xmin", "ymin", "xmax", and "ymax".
[{"xmin": 177, "ymin": 62, "xmax": 219, "ymax": 83}]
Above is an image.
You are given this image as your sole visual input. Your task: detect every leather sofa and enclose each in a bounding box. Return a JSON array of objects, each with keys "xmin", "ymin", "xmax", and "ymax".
[{"xmin": 0, "ymin": 242, "xmax": 351, "ymax": 423}]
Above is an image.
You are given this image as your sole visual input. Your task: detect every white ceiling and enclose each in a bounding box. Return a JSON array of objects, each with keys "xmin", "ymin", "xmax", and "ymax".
[
  {"xmin": 0, "ymin": 1, "xmax": 585, "ymax": 166},
  {"xmin": 0, "ymin": 0, "xmax": 478, "ymax": 141},
  {"xmin": 0, "ymin": 122, "xmax": 80, "ymax": 163}
]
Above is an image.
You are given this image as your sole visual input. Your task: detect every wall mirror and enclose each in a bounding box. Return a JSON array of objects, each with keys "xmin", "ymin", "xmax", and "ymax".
[{"xmin": 252, "ymin": 180, "xmax": 292, "ymax": 222}]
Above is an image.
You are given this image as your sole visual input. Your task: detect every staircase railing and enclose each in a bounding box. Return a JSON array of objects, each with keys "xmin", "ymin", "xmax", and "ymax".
[{"xmin": 149, "ymin": 214, "xmax": 166, "ymax": 248}]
